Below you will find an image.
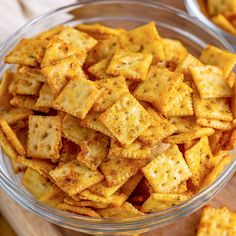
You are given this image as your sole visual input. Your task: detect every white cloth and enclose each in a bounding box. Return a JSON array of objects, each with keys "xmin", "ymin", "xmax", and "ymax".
[{"xmin": 0, "ymin": 0, "xmax": 76, "ymax": 43}]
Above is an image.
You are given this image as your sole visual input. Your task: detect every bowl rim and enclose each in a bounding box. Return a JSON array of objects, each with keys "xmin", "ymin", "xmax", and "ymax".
[
  {"xmin": 0, "ymin": 0, "xmax": 235, "ymax": 233},
  {"xmin": 184, "ymin": 0, "xmax": 236, "ymax": 44}
]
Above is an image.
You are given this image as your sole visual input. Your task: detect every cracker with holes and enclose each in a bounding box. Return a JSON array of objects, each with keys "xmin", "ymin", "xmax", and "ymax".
[
  {"xmin": 109, "ymin": 139, "xmax": 152, "ymax": 159},
  {"xmin": 0, "ymin": 119, "xmax": 25, "ymax": 155},
  {"xmin": 0, "ymin": 108, "xmax": 33, "ymax": 125},
  {"xmin": 142, "ymin": 145, "xmax": 191, "ymax": 193},
  {"xmin": 139, "ymin": 108, "xmax": 177, "ymax": 145},
  {"xmin": 106, "ymin": 50, "xmax": 153, "ymax": 81},
  {"xmin": 193, "ymin": 92, "xmax": 233, "ymax": 121},
  {"xmin": 185, "ymin": 136, "xmax": 213, "ymax": 188},
  {"xmin": 97, "ymin": 202, "xmax": 143, "ymax": 218},
  {"xmin": 93, "ymin": 76, "xmax": 129, "ymax": 112},
  {"xmin": 54, "ymin": 77, "xmax": 100, "ymax": 119},
  {"xmin": 36, "ymin": 83, "xmax": 56, "ymax": 108},
  {"xmin": 99, "ymin": 93, "xmax": 152, "ymax": 147},
  {"xmin": 41, "ymin": 55, "xmax": 86, "ymax": 95},
  {"xmin": 10, "ymin": 95, "xmax": 49, "ymax": 113},
  {"xmin": 77, "ymin": 132, "xmax": 110, "ymax": 170},
  {"xmin": 196, "ymin": 205, "xmax": 236, "ymax": 236},
  {"xmin": 41, "ymin": 38, "xmax": 78, "ymax": 68},
  {"xmin": 100, "ymin": 157, "xmax": 147, "ymax": 187},
  {"xmin": 50, "ymin": 160, "xmax": 104, "ymax": 196},
  {"xmin": 27, "ymin": 115, "xmax": 61, "ymax": 159},
  {"xmin": 200, "ymin": 45, "xmax": 236, "ymax": 79},
  {"xmin": 141, "ymin": 193, "xmax": 189, "ymax": 213},
  {"xmin": 61, "ymin": 114, "xmax": 97, "ymax": 146},
  {"xmin": 88, "ymin": 57, "xmax": 112, "ymax": 80},
  {"xmin": 165, "ymin": 127, "xmax": 215, "ymax": 144},
  {"xmin": 80, "ymin": 112, "xmax": 114, "ymax": 138},
  {"xmin": 56, "ymin": 27, "xmax": 97, "ymax": 52},
  {"xmin": 190, "ymin": 65, "xmax": 232, "ymax": 99},
  {"xmin": 134, "ymin": 67, "xmax": 183, "ymax": 112}
]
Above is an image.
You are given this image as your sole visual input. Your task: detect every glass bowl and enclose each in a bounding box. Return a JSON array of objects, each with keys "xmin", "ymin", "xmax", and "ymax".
[
  {"xmin": 184, "ymin": 0, "xmax": 236, "ymax": 48},
  {"xmin": 0, "ymin": 1, "xmax": 235, "ymax": 235}
]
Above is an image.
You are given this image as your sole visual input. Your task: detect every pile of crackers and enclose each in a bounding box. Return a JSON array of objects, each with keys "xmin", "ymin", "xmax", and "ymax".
[{"xmin": 0, "ymin": 22, "xmax": 235, "ymax": 218}]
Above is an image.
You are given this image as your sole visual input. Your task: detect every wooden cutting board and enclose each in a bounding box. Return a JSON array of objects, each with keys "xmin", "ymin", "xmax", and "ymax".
[{"xmin": 0, "ymin": 1, "xmax": 235, "ymax": 236}]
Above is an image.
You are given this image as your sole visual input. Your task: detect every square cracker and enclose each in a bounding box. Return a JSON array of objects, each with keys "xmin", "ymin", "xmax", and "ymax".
[
  {"xmin": 200, "ymin": 45, "xmax": 236, "ymax": 79},
  {"xmin": 80, "ymin": 112, "xmax": 114, "ymax": 138},
  {"xmin": 77, "ymin": 132, "xmax": 110, "ymax": 170},
  {"xmin": 190, "ymin": 65, "xmax": 232, "ymax": 99},
  {"xmin": 0, "ymin": 119, "xmax": 25, "ymax": 155},
  {"xmin": 54, "ymin": 77, "xmax": 100, "ymax": 119},
  {"xmin": 134, "ymin": 67, "xmax": 183, "ymax": 113},
  {"xmin": 106, "ymin": 49, "xmax": 153, "ymax": 81},
  {"xmin": 18, "ymin": 66, "xmax": 44, "ymax": 82},
  {"xmin": 56, "ymin": 27, "xmax": 97, "ymax": 52},
  {"xmin": 10, "ymin": 95, "xmax": 49, "ymax": 113},
  {"xmin": 141, "ymin": 193, "xmax": 189, "ymax": 213},
  {"xmin": 49, "ymin": 160, "xmax": 104, "ymax": 196},
  {"xmin": 93, "ymin": 76, "xmax": 129, "ymax": 112},
  {"xmin": 139, "ymin": 108, "xmax": 177, "ymax": 145},
  {"xmin": 193, "ymin": 92, "xmax": 233, "ymax": 121},
  {"xmin": 168, "ymin": 116, "xmax": 196, "ymax": 133},
  {"xmin": 100, "ymin": 157, "xmax": 147, "ymax": 187},
  {"xmin": 109, "ymin": 139, "xmax": 152, "ymax": 159},
  {"xmin": 0, "ymin": 70, "xmax": 14, "ymax": 109},
  {"xmin": 185, "ymin": 136, "xmax": 213, "ymax": 188},
  {"xmin": 36, "ymin": 83, "xmax": 56, "ymax": 108},
  {"xmin": 27, "ymin": 115, "xmax": 61, "ymax": 159},
  {"xmin": 142, "ymin": 145, "xmax": 191, "ymax": 193},
  {"xmin": 41, "ymin": 55, "xmax": 86, "ymax": 95},
  {"xmin": 97, "ymin": 202, "xmax": 143, "ymax": 218},
  {"xmin": 212, "ymin": 14, "xmax": 236, "ymax": 35},
  {"xmin": 61, "ymin": 114, "xmax": 97, "ymax": 146},
  {"xmin": 196, "ymin": 205, "xmax": 236, "ymax": 236},
  {"xmin": 99, "ymin": 93, "xmax": 152, "ymax": 147},
  {"xmin": 0, "ymin": 108, "xmax": 33, "ymax": 125},
  {"xmin": 196, "ymin": 118, "xmax": 232, "ymax": 130},
  {"xmin": 207, "ymin": 0, "xmax": 236, "ymax": 15}
]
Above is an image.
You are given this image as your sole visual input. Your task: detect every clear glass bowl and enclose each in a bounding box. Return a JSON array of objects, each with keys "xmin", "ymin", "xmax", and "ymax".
[
  {"xmin": 0, "ymin": 1, "xmax": 235, "ymax": 235},
  {"xmin": 184, "ymin": 0, "xmax": 236, "ymax": 48}
]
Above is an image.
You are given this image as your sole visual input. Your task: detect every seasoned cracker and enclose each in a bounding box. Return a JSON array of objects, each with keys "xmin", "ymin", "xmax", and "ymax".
[
  {"xmin": 54, "ymin": 77, "xmax": 100, "ymax": 119},
  {"xmin": 10, "ymin": 95, "xmax": 49, "ymax": 113},
  {"xmin": 208, "ymin": 150, "xmax": 230, "ymax": 168},
  {"xmin": 168, "ymin": 116, "xmax": 196, "ymax": 133},
  {"xmin": 190, "ymin": 65, "xmax": 232, "ymax": 99},
  {"xmin": 134, "ymin": 67, "xmax": 183, "ymax": 112},
  {"xmin": 196, "ymin": 118, "xmax": 232, "ymax": 130},
  {"xmin": 36, "ymin": 83, "xmax": 56, "ymax": 108},
  {"xmin": 212, "ymin": 14, "xmax": 236, "ymax": 35},
  {"xmin": 142, "ymin": 145, "xmax": 191, "ymax": 193},
  {"xmin": 185, "ymin": 136, "xmax": 213, "ymax": 187},
  {"xmin": 41, "ymin": 55, "xmax": 86, "ymax": 95},
  {"xmin": 200, "ymin": 45, "xmax": 236, "ymax": 79},
  {"xmin": 0, "ymin": 119, "xmax": 25, "ymax": 155},
  {"xmin": 61, "ymin": 114, "xmax": 97, "ymax": 146},
  {"xmin": 106, "ymin": 49, "xmax": 153, "ymax": 81},
  {"xmin": 99, "ymin": 93, "xmax": 152, "ymax": 146},
  {"xmin": 97, "ymin": 202, "xmax": 143, "ymax": 218},
  {"xmin": 207, "ymin": 0, "xmax": 236, "ymax": 15},
  {"xmin": 165, "ymin": 127, "xmax": 215, "ymax": 144},
  {"xmin": 80, "ymin": 112, "xmax": 114, "ymax": 138},
  {"xmin": 196, "ymin": 205, "xmax": 236, "ymax": 236},
  {"xmin": 58, "ymin": 203, "xmax": 101, "ymax": 217},
  {"xmin": 0, "ymin": 70, "xmax": 13, "ymax": 109},
  {"xmin": 141, "ymin": 193, "xmax": 189, "ymax": 213},
  {"xmin": 100, "ymin": 157, "xmax": 147, "ymax": 187},
  {"xmin": 139, "ymin": 108, "xmax": 177, "ymax": 145},
  {"xmin": 27, "ymin": 115, "xmax": 61, "ymax": 159},
  {"xmin": 18, "ymin": 66, "xmax": 44, "ymax": 82},
  {"xmin": 49, "ymin": 160, "xmax": 104, "ymax": 196},
  {"xmin": 77, "ymin": 132, "xmax": 110, "ymax": 170},
  {"xmin": 93, "ymin": 76, "xmax": 129, "ymax": 112},
  {"xmin": 0, "ymin": 108, "xmax": 33, "ymax": 125},
  {"xmin": 208, "ymin": 130, "xmax": 223, "ymax": 154}
]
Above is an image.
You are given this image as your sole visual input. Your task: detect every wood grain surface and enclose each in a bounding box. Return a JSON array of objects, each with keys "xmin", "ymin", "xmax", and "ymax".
[{"xmin": 0, "ymin": 1, "xmax": 235, "ymax": 236}]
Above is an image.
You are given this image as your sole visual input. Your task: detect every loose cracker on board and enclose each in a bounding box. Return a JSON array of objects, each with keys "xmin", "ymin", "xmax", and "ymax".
[
  {"xmin": 54, "ymin": 77, "xmax": 100, "ymax": 119},
  {"xmin": 27, "ymin": 115, "xmax": 61, "ymax": 159},
  {"xmin": 49, "ymin": 160, "xmax": 104, "ymax": 196},
  {"xmin": 99, "ymin": 93, "xmax": 152, "ymax": 147}
]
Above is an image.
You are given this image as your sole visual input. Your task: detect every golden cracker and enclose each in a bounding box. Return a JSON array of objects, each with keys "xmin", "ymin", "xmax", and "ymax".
[
  {"xmin": 196, "ymin": 118, "xmax": 232, "ymax": 130},
  {"xmin": 36, "ymin": 83, "xmax": 56, "ymax": 108},
  {"xmin": 0, "ymin": 70, "xmax": 13, "ymax": 109}
]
